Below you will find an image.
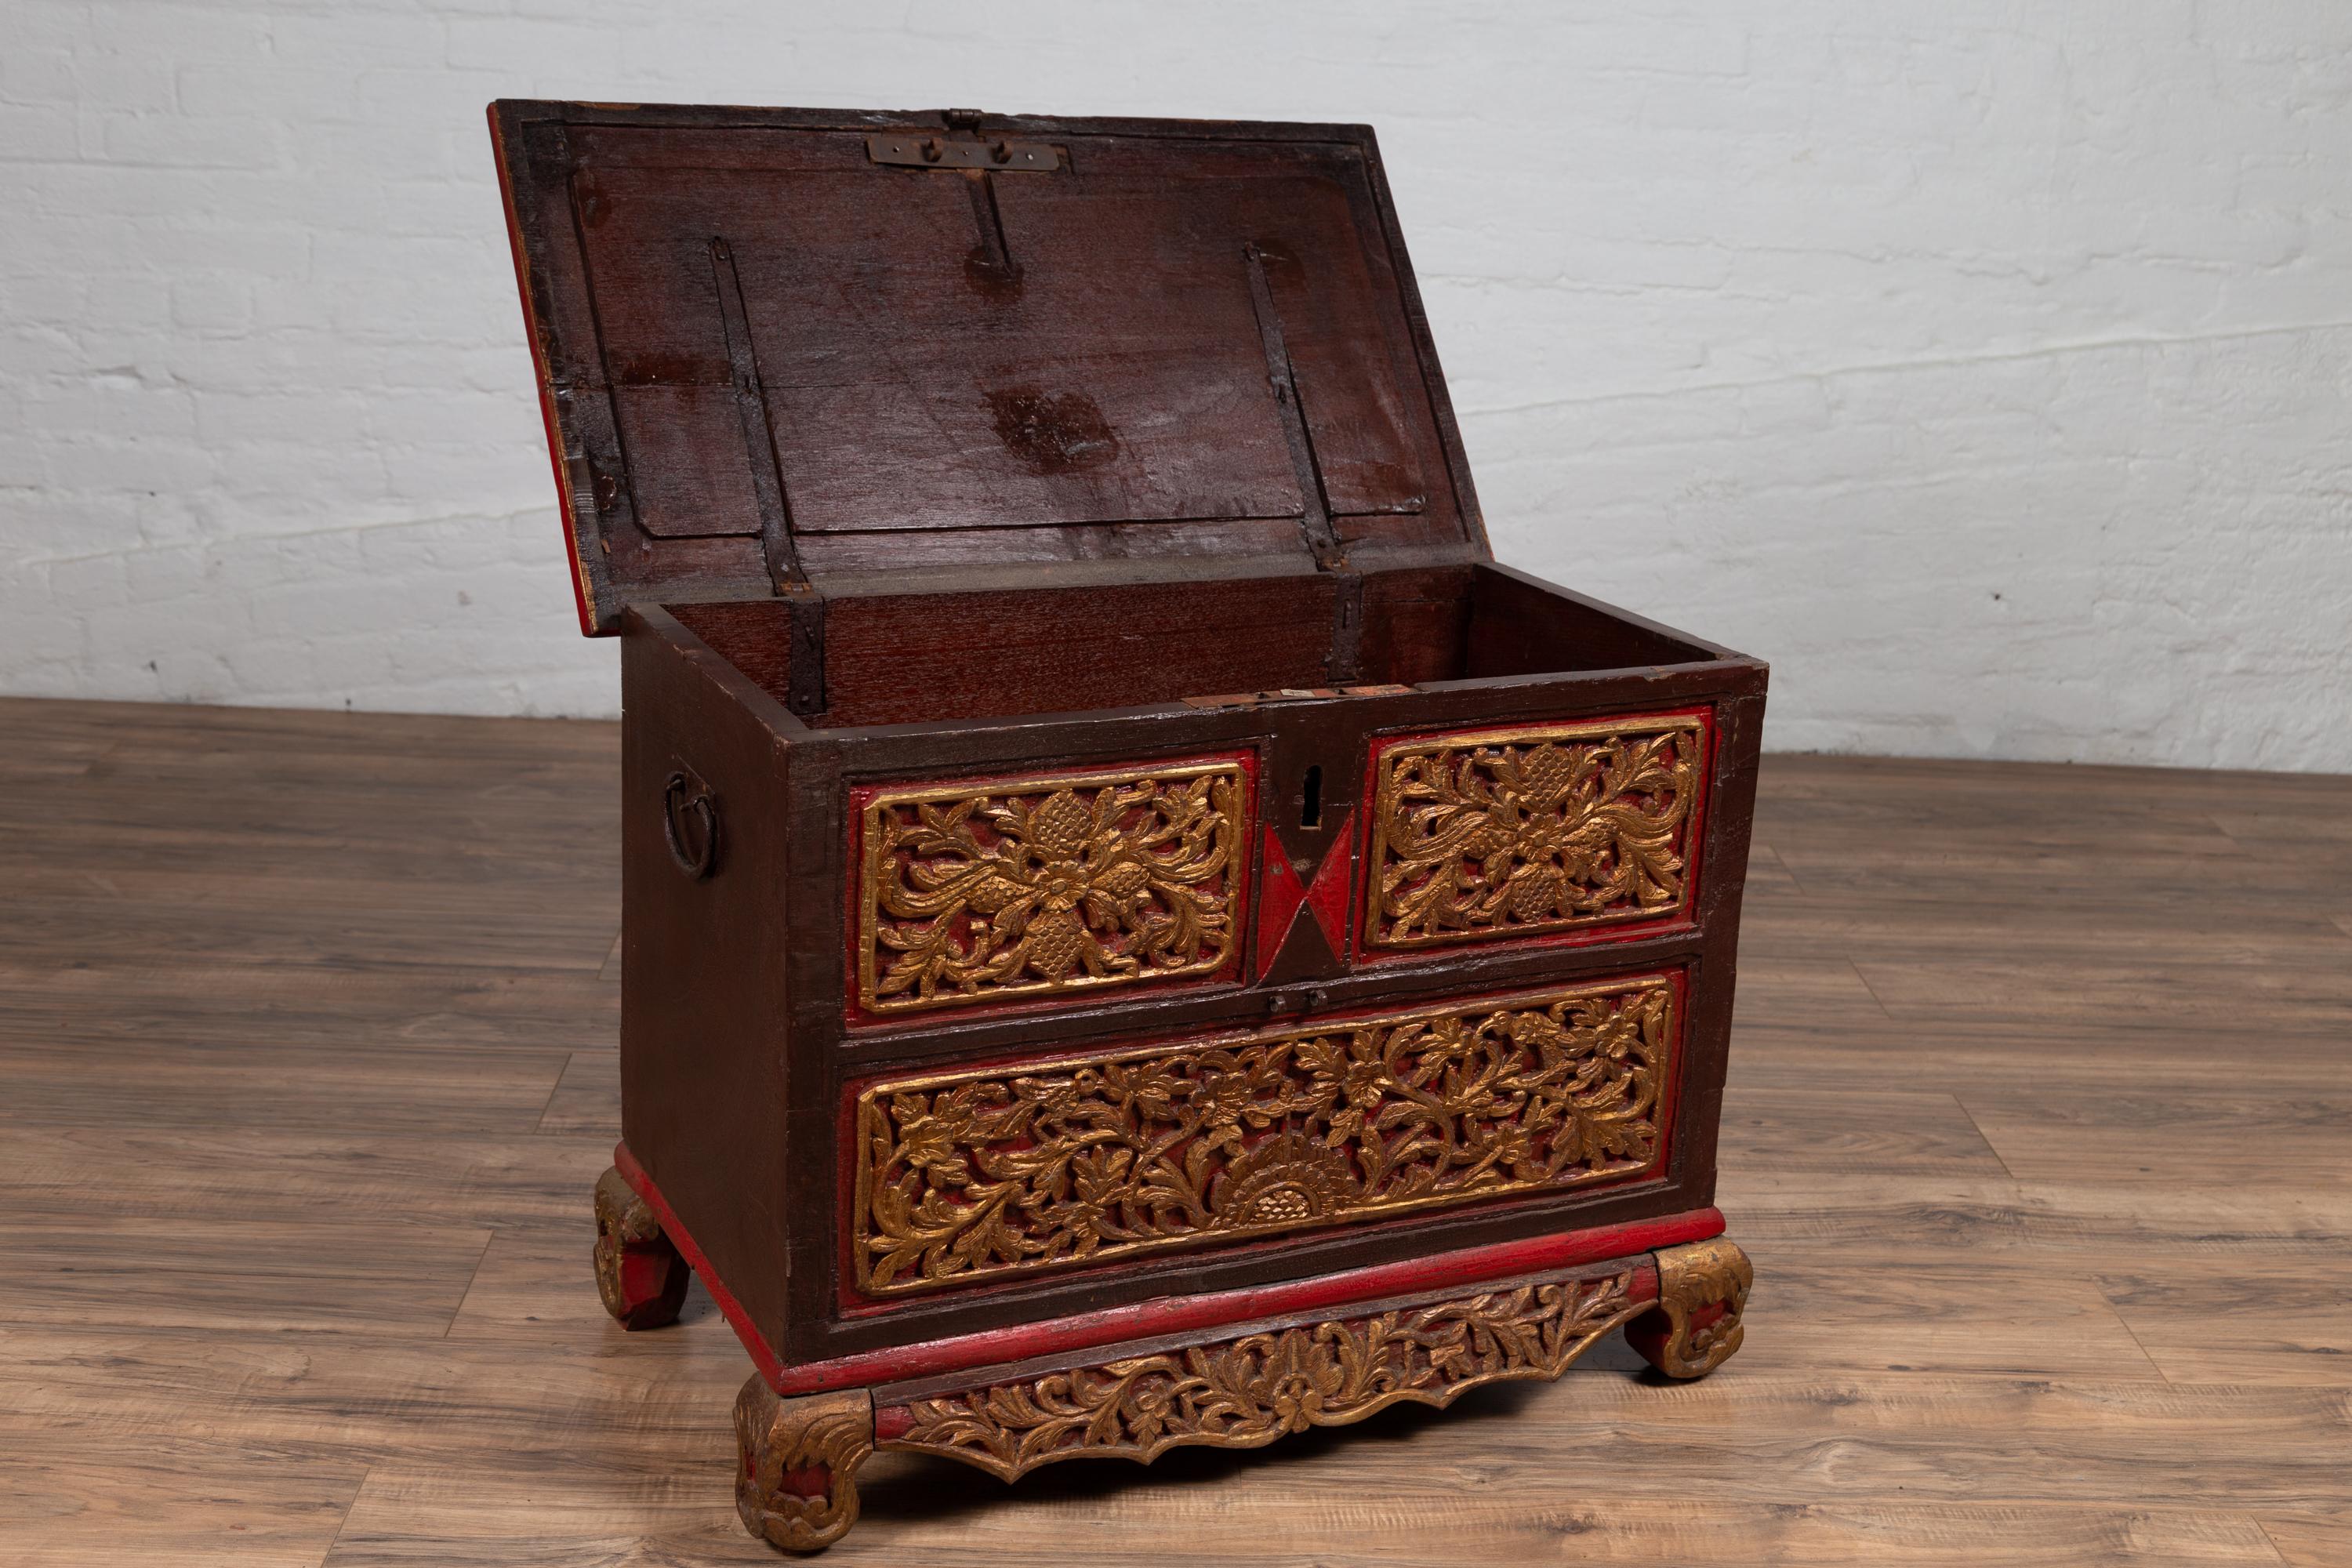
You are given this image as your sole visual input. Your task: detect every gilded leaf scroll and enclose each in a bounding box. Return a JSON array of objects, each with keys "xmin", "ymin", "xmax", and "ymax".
[
  {"xmin": 853, "ymin": 977, "xmax": 1676, "ymax": 1294},
  {"xmin": 887, "ymin": 1269, "xmax": 1645, "ymax": 1479},
  {"xmin": 1367, "ymin": 715, "xmax": 1705, "ymax": 951},
  {"xmin": 857, "ymin": 761, "xmax": 1246, "ymax": 1014}
]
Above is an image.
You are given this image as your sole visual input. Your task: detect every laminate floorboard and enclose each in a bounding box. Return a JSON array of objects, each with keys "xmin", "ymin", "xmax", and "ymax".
[{"xmin": 1, "ymin": 696, "xmax": 2345, "ymax": 1566}]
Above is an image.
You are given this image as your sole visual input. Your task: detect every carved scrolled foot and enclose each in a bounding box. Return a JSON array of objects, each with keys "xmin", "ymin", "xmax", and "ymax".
[
  {"xmin": 735, "ymin": 1379, "xmax": 874, "ymax": 1555},
  {"xmin": 1628, "ymin": 1236, "xmax": 1752, "ymax": 1379},
  {"xmin": 592, "ymin": 1166, "xmax": 689, "ymax": 1330}
]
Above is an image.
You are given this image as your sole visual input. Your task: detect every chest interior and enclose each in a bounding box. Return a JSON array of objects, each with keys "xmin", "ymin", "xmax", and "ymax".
[{"xmin": 666, "ymin": 564, "xmax": 1715, "ymax": 731}]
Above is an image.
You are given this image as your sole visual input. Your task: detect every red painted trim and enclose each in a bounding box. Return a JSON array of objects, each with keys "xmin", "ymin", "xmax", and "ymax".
[
  {"xmin": 485, "ymin": 106, "xmax": 596, "ymax": 638},
  {"xmin": 873, "ymin": 1252, "xmax": 1660, "ymax": 1428},
  {"xmin": 1301, "ymin": 806, "xmax": 1356, "ymax": 956},
  {"xmin": 612, "ymin": 1142, "xmax": 787, "ymax": 1389},
  {"xmin": 787, "ymin": 1209, "xmax": 1720, "ymax": 1396},
  {"xmin": 842, "ymin": 749, "xmax": 1261, "ymax": 1029},
  {"xmin": 1254, "ymin": 822, "xmax": 1309, "ymax": 980},
  {"xmin": 625, "ymin": 1158, "xmax": 1715, "ymax": 1400},
  {"xmin": 1351, "ymin": 704, "xmax": 1715, "ymax": 965}
]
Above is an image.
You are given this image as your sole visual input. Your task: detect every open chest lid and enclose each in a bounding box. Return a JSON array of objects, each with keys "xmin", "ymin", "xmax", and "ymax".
[{"xmin": 489, "ymin": 102, "xmax": 1491, "ymax": 635}]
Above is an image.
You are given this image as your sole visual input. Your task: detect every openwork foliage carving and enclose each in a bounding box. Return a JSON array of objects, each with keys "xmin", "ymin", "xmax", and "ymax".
[
  {"xmin": 1367, "ymin": 717, "xmax": 1704, "ymax": 950},
  {"xmin": 857, "ymin": 762, "xmax": 1246, "ymax": 1014},
  {"xmin": 889, "ymin": 1270, "xmax": 1643, "ymax": 1478},
  {"xmin": 854, "ymin": 978, "xmax": 1675, "ymax": 1294}
]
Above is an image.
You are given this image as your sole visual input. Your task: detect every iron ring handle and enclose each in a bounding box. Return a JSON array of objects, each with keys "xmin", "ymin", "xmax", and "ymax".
[{"xmin": 662, "ymin": 771, "xmax": 719, "ymax": 880}]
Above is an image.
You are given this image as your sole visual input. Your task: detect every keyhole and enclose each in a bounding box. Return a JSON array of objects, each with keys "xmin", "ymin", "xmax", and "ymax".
[{"xmin": 1300, "ymin": 765, "xmax": 1323, "ymax": 829}]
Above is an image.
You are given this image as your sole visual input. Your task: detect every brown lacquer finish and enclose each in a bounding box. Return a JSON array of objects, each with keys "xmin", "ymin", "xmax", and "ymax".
[
  {"xmin": 493, "ymin": 99, "xmax": 1764, "ymax": 1557},
  {"xmin": 489, "ymin": 101, "xmax": 1482, "ymax": 634}
]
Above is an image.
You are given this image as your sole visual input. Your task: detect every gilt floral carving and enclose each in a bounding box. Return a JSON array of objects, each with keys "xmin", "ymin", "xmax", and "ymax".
[
  {"xmin": 733, "ymin": 1381, "xmax": 874, "ymax": 1554},
  {"xmin": 1630, "ymin": 1236, "xmax": 1753, "ymax": 1379},
  {"xmin": 856, "ymin": 761, "xmax": 1247, "ymax": 1014},
  {"xmin": 1366, "ymin": 716, "xmax": 1706, "ymax": 951},
  {"xmin": 884, "ymin": 1269, "xmax": 1644, "ymax": 1479},
  {"xmin": 853, "ymin": 977, "xmax": 1676, "ymax": 1294}
]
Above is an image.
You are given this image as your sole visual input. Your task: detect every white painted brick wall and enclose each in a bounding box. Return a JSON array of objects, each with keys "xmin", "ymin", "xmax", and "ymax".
[{"xmin": 5, "ymin": 1, "xmax": 2349, "ymax": 768}]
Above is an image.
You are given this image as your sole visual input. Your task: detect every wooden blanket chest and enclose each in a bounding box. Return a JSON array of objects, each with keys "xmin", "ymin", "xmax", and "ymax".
[{"xmin": 489, "ymin": 100, "xmax": 1762, "ymax": 1553}]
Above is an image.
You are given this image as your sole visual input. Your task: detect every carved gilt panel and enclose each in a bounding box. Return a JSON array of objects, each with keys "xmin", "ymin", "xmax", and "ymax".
[
  {"xmin": 852, "ymin": 974, "xmax": 1678, "ymax": 1295},
  {"xmin": 885, "ymin": 1268, "xmax": 1646, "ymax": 1479},
  {"xmin": 855, "ymin": 760, "xmax": 1250, "ymax": 1016},
  {"xmin": 1364, "ymin": 713, "xmax": 1707, "ymax": 953}
]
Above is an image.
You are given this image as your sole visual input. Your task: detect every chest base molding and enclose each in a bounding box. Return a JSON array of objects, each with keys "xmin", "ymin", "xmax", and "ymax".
[
  {"xmin": 602, "ymin": 1143, "xmax": 1748, "ymax": 1556},
  {"xmin": 604, "ymin": 1141, "xmax": 1725, "ymax": 1396},
  {"xmin": 731, "ymin": 1236, "xmax": 1751, "ymax": 1552}
]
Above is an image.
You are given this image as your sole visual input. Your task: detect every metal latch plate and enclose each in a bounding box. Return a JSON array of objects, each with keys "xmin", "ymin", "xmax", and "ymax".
[{"xmin": 866, "ymin": 133, "xmax": 1065, "ymax": 172}]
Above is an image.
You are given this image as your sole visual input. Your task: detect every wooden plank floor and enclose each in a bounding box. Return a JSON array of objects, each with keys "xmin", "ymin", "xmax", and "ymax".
[{"xmin": 2, "ymin": 695, "xmax": 2347, "ymax": 1566}]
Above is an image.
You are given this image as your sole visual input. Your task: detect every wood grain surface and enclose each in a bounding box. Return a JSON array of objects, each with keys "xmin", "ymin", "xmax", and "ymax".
[{"xmin": 2, "ymin": 695, "xmax": 2346, "ymax": 1566}]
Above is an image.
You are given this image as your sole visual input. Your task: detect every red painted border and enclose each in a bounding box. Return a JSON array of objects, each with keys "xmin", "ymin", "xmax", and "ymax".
[
  {"xmin": 612, "ymin": 1141, "xmax": 787, "ymax": 1388},
  {"xmin": 1350, "ymin": 704, "xmax": 1716, "ymax": 965},
  {"xmin": 794, "ymin": 1209, "xmax": 1721, "ymax": 1395},
  {"xmin": 1254, "ymin": 822, "xmax": 1309, "ymax": 980},
  {"xmin": 614, "ymin": 1142, "xmax": 1720, "ymax": 1398},
  {"xmin": 1301, "ymin": 805, "xmax": 1356, "ymax": 955},
  {"xmin": 841, "ymin": 748, "xmax": 1261, "ymax": 1029},
  {"xmin": 1257, "ymin": 808, "xmax": 1356, "ymax": 978}
]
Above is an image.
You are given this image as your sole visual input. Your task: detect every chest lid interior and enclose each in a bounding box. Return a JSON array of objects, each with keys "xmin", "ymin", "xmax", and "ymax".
[{"xmin": 489, "ymin": 102, "xmax": 1490, "ymax": 634}]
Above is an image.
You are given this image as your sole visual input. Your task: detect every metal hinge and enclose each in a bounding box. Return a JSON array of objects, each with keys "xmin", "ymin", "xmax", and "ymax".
[
  {"xmin": 708, "ymin": 234, "xmax": 829, "ymax": 718},
  {"xmin": 1242, "ymin": 242, "xmax": 1350, "ymax": 575}
]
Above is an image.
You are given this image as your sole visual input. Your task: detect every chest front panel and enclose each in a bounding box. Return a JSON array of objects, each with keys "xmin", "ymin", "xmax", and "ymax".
[
  {"xmin": 846, "ymin": 971, "xmax": 1685, "ymax": 1305},
  {"xmin": 615, "ymin": 574, "xmax": 1765, "ymax": 1371},
  {"xmin": 843, "ymin": 707, "xmax": 1712, "ymax": 1029}
]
